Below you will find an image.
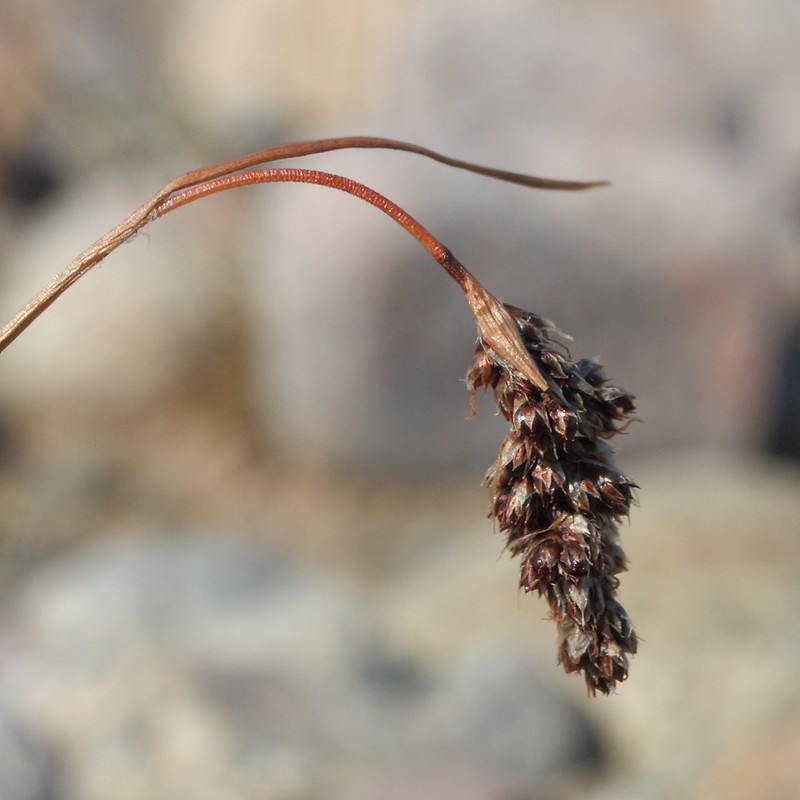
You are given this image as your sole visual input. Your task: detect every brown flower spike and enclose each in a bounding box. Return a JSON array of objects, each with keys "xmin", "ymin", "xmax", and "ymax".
[
  {"xmin": 467, "ymin": 307, "xmax": 637, "ymax": 694},
  {"xmin": 0, "ymin": 136, "xmax": 636, "ymax": 693}
]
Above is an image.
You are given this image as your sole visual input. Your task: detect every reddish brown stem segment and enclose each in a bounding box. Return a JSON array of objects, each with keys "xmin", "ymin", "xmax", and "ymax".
[
  {"xmin": 154, "ymin": 167, "xmax": 470, "ymax": 288},
  {"xmin": 155, "ymin": 167, "xmax": 549, "ymax": 389}
]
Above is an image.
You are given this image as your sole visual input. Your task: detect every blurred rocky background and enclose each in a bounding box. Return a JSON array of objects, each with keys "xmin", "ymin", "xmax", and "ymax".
[{"xmin": 1, "ymin": 1, "xmax": 799, "ymax": 798}]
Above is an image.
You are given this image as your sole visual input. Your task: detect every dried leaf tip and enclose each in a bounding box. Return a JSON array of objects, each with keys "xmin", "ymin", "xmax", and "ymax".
[{"xmin": 467, "ymin": 306, "xmax": 638, "ymax": 695}]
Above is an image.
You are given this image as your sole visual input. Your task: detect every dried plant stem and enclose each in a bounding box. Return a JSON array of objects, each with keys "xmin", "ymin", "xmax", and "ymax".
[
  {"xmin": 154, "ymin": 168, "xmax": 463, "ymax": 281},
  {"xmin": 155, "ymin": 167, "xmax": 550, "ymax": 389},
  {"xmin": 0, "ymin": 136, "xmax": 591, "ymax": 380}
]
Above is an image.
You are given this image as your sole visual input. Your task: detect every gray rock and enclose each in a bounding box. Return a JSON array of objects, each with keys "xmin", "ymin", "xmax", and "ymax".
[
  {"xmin": 434, "ymin": 638, "xmax": 603, "ymax": 785},
  {"xmin": 17, "ymin": 531, "xmax": 371, "ymax": 679},
  {"xmin": 13, "ymin": 532, "xmax": 375, "ymax": 800},
  {"xmin": 0, "ymin": 699, "xmax": 61, "ymax": 800}
]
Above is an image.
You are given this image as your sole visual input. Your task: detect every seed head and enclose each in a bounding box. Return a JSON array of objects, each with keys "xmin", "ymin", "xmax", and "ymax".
[{"xmin": 467, "ymin": 306, "xmax": 637, "ymax": 694}]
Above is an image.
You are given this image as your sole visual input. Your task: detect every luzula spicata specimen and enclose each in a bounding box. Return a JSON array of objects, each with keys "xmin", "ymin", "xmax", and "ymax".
[{"xmin": 0, "ymin": 137, "xmax": 637, "ymax": 693}]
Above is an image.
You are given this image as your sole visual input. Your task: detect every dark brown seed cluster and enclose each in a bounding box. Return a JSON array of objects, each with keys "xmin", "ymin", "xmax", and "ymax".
[{"xmin": 467, "ymin": 306, "xmax": 638, "ymax": 694}]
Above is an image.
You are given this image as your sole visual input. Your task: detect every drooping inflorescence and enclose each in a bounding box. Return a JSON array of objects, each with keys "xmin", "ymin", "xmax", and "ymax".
[
  {"xmin": 0, "ymin": 135, "xmax": 637, "ymax": 692},
  {"xmin": 467, "ymin": 306, "xmax": 637, "ymax": 694}
]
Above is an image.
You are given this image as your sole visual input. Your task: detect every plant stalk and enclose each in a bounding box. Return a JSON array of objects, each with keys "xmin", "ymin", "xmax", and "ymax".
[{"xmin": 0, "ymin": 136, "xmax": 603, "ymax": 383}]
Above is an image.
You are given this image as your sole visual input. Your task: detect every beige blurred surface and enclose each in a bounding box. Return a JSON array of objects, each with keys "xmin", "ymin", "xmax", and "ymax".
[{"xmin": 1, "ymin": 1, "xmax": 800, "ymax": 798}]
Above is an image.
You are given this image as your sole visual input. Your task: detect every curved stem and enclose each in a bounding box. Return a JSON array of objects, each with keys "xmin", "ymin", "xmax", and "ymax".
[
  {"xmin": 162, "ymin": 135, "xmax": 610, "ymax": 196},
  {"xmin": 0, "ymin": 136, "xmax": 601, "ymax": 375},
  {"xmin": 154, "ymin": 167, "xmax": 549, "ymax": 389},
  {"xmin": 154, "ymin": 167, "xmax": 472, "ymax": 290}
]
